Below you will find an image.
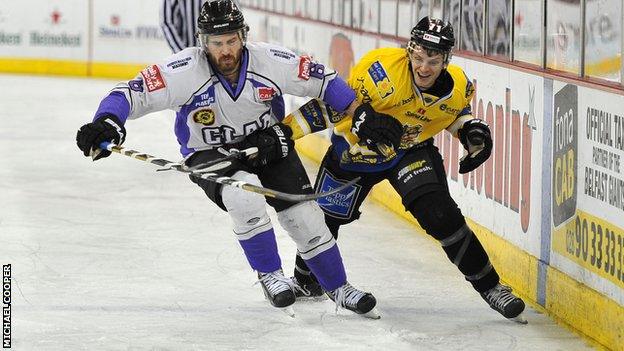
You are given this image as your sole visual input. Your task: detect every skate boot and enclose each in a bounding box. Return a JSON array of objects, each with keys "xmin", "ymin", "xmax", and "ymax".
[
  {"xmin": 257, "ymin": 269, "xmax": 297, "ymax": 317},
  {"xmin": 291, "ymin": 276, "xmax": 325, "ymax": 300},
  {"xmin": 480, "ymin": 283, "xmax": 527, "ymax": 324},
  {"xmin": 326, "ymin": 282, "xmax": 380, "ymax": 319}
]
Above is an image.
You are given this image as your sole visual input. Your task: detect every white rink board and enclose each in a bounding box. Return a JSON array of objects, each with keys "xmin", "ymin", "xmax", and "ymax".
[
  {"xmin": 91, "ymin": 0, "xmax": 170, "ymax": 64},
  {"xmin": 448, "ymin": 57, "xmax": 545, "ymax": 259},
  {"xmin": 0, "ymin": 0, "xmax": 88, "ymax": 60}
]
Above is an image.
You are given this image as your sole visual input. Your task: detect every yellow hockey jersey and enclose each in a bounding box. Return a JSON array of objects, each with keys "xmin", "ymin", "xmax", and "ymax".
[
  {"xmin": 336, "ymin": 47, "xmax": 474, "ymax": 171},
  {"xmin": 283, "ymin": 47, "xmax": 475, "ymax": 172}
]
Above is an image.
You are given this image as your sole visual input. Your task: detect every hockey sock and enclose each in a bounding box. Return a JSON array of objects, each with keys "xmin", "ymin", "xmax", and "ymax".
[
  {"xmin": 303, "ymin": 244, "xmax": 346, "ymax": 291},
  {"xmin": 238, "ymin": 228, "xmax": 282, "ymax": 273}
]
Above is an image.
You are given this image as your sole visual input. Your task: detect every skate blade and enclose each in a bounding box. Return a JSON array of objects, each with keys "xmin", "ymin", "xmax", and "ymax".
[
  {"xmin": 90, "ymin": 148, "xmax": 102, "ymax": 160},
  {"xmin": 280, "ymin": 306, "xmax": 295, "ymax": 318},
  {"xmin": 361, "ymin": 307, "xmax": 381, "ymax": 320},
  {"xmin": 296, "ymin": 295, "xmax": 328, "ymax": 302},
  {"xmin": 509, "ymin": 312, "xmax": 527, "ymax": 324}
]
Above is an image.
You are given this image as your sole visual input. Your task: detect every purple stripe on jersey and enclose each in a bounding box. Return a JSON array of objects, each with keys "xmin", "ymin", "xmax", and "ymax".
[
  {"xmin": 215, "ymin": 48, "xmax": 249, "ymax": 98},
  {"xmin": 247, "ymin": 78, "xmax": 284, "ymax": 120},
  {"xmin": 303, "ymin": 244, "xmax": 346, "ymax": 291},
  {"xmin": 322, "ymin": 77, "xmax": 356, "ymax": 113},
  {"xmin": 174, "ymin": 111, "xmax": 193, "ymax": 156},
  {"xmin": 270, "ymin": 95, "xmax": 285, "ymax": 120},
  {"xmin": 238, "ymin": 228, "xmax": 282, "ymax": 273},
  {"xmin": 93, "ymin": 91, "xmax": 130, "ymax": 123}
]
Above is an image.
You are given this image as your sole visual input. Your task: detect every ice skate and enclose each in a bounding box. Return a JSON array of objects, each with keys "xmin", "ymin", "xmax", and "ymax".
[
  {"xmin": 480, "ymin": 283, "xmax": 527, "ymax": 324},
  {"xmin": 291, "ymin": 276, "xmax": 326, "ymax": 301},
  {"xmin": 326, "ymin": 282, "xmax": 380, "ymax": 319},
  {"xmin": 257, "ymin": 269, "xmax": 297, "ymax": 317}
]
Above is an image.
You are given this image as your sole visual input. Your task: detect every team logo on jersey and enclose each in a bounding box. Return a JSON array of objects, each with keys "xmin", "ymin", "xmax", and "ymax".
[
  {"xmin": 128, "ymin": 79, "xmax": 144, "ymax": 92},
  {"xmin": 255, "ymin": 86, "xmax": 276, "ymax": 102},
  {"xmin": 193, "ymin": 109, "xmax": 215, "ymax": 126},
  {"xmin": 401, "ymin": 125, "xmax": 423, "ymax": 147},
  {"xmin": 367, "ymin": 61, "xmax": 394, "ymax": 99},
  {"xmin": 140, "ymin": 65, "xmax": 166, "ymax": 92}
]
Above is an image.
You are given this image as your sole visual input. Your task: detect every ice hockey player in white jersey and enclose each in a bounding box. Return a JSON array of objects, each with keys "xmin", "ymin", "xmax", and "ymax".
[{"xmin": 76, "ymin": 0, "xmax": 379, "ymax": 318}]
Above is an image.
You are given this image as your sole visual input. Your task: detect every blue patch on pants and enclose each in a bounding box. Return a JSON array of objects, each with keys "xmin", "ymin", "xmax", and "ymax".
[{"xmin": 315, "ymin": 169, "xmax": 360, "ymax": 219}]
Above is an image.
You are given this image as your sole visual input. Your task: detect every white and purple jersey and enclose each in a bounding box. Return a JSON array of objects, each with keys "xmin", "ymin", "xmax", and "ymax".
[{"xmin": 93, "ymin": 42, "xmax": 355, "ymax": 157}]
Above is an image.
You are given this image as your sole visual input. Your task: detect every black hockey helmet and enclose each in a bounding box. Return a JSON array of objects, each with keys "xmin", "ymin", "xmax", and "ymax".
[
  {"xmin": 197, "ymin": 0, "xmax": 248, "ymax": 37},
  {"xmin": 408, "ymin": 17, "xmax": 455, "ymax": 62}
]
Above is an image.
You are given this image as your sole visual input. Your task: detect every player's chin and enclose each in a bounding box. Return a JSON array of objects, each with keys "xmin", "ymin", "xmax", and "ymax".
[
  {"xmin": 218, "ymin": 62, "xmax": 238, "ymax": 74},
  {"xmin": 415, "ymin": 75, "xmax": 434, "ymax": 89}
]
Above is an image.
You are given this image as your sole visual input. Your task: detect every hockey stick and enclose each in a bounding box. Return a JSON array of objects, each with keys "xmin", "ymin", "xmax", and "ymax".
[
  {"xmin": 96, "ymin": 142, "xmax": 360, "ymax": 202},
  {"xmin": 183, "ymin": 147, "xmax": 259, "ymax": 173}
]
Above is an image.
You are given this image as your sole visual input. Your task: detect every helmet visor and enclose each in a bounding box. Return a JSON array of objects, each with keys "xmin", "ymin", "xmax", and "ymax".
[{"xmin": 198, "ymin": 30, "xmax": 245, "ymax": 51}]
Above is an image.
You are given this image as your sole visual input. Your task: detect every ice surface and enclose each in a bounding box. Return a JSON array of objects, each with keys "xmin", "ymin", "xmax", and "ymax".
[{"xmin": 0, "ymin": 75, "xmax": 595, "ymax": 350}]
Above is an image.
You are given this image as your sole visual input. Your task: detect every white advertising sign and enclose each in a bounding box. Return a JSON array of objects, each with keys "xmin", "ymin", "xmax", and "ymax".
[
  {"xmin": 443, "ymin": 57, "xmax": 545, "ymax": 258},
  {"xmin": 91, "ymin": 0, "xmax": 170, "ymax": 64},
  {"xmin": 0, "ymin": 0, "xmax": 88, "ymax": 60}
]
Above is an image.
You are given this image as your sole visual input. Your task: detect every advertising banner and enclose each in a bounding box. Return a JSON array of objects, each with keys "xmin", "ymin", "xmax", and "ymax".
[
  {"xmin": 441, "ymin": 57, "xmax": 544, "ymax": 257},
  {"xmin": 0, "ymin": 0, "xmax": 87, "ymax": 60},
  {"xmin": 92, "ymin": 0, "xmax": 170, "ymax": 64},
  {"xmin": 551, "ymin": 82, "xmax": 624, "ymax": 304}
]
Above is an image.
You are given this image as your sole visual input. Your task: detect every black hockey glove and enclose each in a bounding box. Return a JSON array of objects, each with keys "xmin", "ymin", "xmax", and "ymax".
[
  {"xmin": 76, "ymin": 114, "xmax": 126, "ymax": 161},
  {"xmin": 244, "ymin": 123, "xmax": 294, "ymax": 167},
  {"xmin": 351, "ymin": 103, "xmax": 403, "ymax": 153},
  {"xmin": 458, "ymin": 119, "xmax": 492, "ymax": 174}
]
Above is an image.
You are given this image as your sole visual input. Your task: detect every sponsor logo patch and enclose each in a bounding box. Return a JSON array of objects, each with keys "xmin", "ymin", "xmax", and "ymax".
[
  {"xmin": 315, "ymin": 170, "xmax": 361, "ymax": 219},
  {"xmin": 140, "ymin": 65, "xmax": 166, "ymax": 92},
  {"xmin": 298, "ymin": 55, "xmax": 311, "ymax": 80},
  {"xmin": 367, "ymin": 61, "xmax": 394, "ymax": 99},
  {"xmin": 267, "ymin": 47, "xmax": 297, "ymax": 63},
  {"xmin": 439, "ymin": 103, "xmax": 462, "ymax": 115},
  {"xmin": 300, "ymin": 99, "xmax": 325, "ymax": 127},
  {"xmin": 255, "ymin": 86, "xmax": 276, "ymax": 102},
  {"xmin": 423, "ymin": 33, "xmax": 441, "ymax": 43},
  {"xmin": 193, "ymin": 108, "xmax": 215, "ymax": 125},
  {"xmin": 165, "ymin": 56, "xmax": 192, "ymax": 71}
]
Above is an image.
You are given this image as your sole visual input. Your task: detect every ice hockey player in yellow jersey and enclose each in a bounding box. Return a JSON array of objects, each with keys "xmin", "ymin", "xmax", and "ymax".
[{"xmin": 288, "ymin": 17, "xmax": 527, "ymax": 323}]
